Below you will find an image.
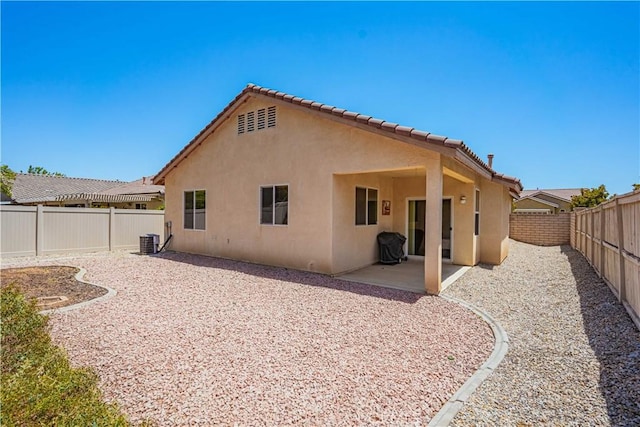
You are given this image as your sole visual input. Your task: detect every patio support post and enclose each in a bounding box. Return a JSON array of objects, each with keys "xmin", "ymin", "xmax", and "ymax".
[{"xmin": 424, "ymin": 157, "xmax": 443, "ymax": 294}]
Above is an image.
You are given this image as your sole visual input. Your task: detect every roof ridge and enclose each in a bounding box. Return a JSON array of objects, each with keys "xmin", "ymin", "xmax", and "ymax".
[{"xmin": 17, "ymin": 173, "xmax": 123, "ymax": 183}]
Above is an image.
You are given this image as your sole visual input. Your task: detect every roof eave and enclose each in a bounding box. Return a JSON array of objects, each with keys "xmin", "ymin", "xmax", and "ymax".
[{"xmin": 154, "ymin": 83, "xmax": 521, "ymax": 192}]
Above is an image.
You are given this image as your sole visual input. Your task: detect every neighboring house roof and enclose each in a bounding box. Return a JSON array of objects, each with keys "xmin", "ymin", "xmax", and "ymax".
[
  {"xmin": 154, "ymin": 83, "xmax": 522, "ymax": 194},
  {"xmin": 100, "ymin": 176, "xmax": 165, "ymax": 196},
  {"xmin": 518, "ymin": 188, "xmax": 583, "ymax": 202},
  {"xmin": 11, "ymin": 174, "xmax": 164, "ymax": 204}
]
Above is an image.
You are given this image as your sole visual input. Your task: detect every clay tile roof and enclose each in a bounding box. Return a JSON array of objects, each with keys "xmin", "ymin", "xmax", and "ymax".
[
  {"xmin": 410, "ymin": 129, "xmax": 430, "ymax": 140},
  {"xmin": 342, "ymin": 111, "xmax": 358, "ymax": 120},
  {"xmin": 154, "ymin": 83, "xmax": 522, "ymax": 194},
  {"xmin": 427, "ymin": 134, "xmax": 447, "ymax": 143},
  {"xmin": 395, "ymin": 125, "xmax": 413, "ymax": 137},
  {"xmin": 368, "ymin": 118, "xmax": 384, "ymax": 128},
  {"xmin": 380, "ymin": 122, "xmax": 399, "ymax": 132},
  {"xmin": 355, "ymin": 114, "xmax": 371, "ymax": 124},
  {"xmin": 11, "ymin": 174, "xmax": 163, "ymax": 204}
]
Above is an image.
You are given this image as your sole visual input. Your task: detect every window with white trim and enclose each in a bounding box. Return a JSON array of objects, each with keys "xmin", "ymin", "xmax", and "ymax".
[
  {"xmin": 261, "ymin": 185, "xmax": 288, "ymax": 225},
  {"xmin": 474, "ymin": 189, "xmax": 480, "ymax": 236},
  {"xmin": 184, "ymin": 190, "xmax": 206, "ymax": 230},
  {"xmin": 355, "ymin": 187, "xmax": 378, "ymax": 225}
]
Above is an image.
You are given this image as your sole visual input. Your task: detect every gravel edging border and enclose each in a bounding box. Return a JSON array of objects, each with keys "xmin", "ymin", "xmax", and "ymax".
[
  {"xmin": 427, "ymin": 295, "xmax": 509, "ymax": 427},
  {"xmin": 39, "ymin": 266, "xmax": 117, "ymax": 315}
]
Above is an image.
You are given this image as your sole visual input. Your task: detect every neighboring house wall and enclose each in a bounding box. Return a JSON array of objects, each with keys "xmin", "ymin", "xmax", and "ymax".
[
  {"xmin": 0, "ymin": 205, "xmax": 164, "ymax": 258},
  {"xmin": 514, "ymin": 198, "xmax": 556, "ymax": 212},
  {"xmin": 509, "ymin": 212, "xmax": 571, "ymax": 246},
  {"xmin": 163, "ymin": 95, "xmax": 514, "ymax": 281},
  {"xmin": 534, "ymin": 193, "xmax": 572, "ymax": 212}
]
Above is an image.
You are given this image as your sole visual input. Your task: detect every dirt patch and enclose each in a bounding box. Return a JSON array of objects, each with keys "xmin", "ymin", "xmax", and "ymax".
[{"xmin": 1, "ymin": 266, "xmax": 107, "ymax": 310}]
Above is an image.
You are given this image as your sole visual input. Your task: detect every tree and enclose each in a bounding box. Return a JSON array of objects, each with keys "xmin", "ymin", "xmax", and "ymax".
[
  {"xmin": 633, "ymin": 183, "xmax": 640, "ymax": 191},
  {"xmin": 570, "ymin": 185, "xmax": 610, "ymax": 208},
  {"xmin": 26, "ymin": 165, "xmax": 65, "ymax": 176},
  {"xmin": 1, "ymin": 164, "xmax": 17, "ymax": 198}
]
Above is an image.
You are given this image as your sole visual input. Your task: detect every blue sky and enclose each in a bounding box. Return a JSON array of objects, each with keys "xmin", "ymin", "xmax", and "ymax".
[{"xmin": 2, "ymin": 1, "xmax": 638, "ymax": 195}]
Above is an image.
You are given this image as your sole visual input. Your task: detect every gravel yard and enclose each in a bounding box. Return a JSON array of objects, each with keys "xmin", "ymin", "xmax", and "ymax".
[
  {"xmin": 2, "ymin": 251, "xmax": 493, "ymax": 425},
  {"xmin": 443, "ymin": 240, "xmax": 640, "ymax": 426}
]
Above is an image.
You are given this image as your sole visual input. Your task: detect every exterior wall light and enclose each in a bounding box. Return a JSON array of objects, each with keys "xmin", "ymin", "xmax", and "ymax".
[{"xmin": 460, "ymin": 195, "xmax": 467, "ymax": 204}]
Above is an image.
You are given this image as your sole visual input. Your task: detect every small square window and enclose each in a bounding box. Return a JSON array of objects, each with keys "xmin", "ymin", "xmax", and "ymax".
[{"xmin": 261, "ymin": 185, "xmax": 288, "ymax": 225}]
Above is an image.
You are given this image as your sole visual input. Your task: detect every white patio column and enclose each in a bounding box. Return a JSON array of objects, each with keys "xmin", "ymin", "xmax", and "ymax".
[{"xmin": 424, "ymin": 157, "xmax": 443, "ymax": 294}]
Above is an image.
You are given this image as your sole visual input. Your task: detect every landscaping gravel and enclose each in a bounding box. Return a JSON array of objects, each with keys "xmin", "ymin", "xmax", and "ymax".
[
  {"xmin": 443, "ymin": 240, "xmax": 640, "ymax": 426},
  {"xmin": 2, "ymin": 251, "xmax": 493, "ymax": 425}
]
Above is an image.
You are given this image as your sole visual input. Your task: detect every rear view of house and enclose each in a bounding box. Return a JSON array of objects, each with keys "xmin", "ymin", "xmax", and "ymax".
[{"xmin": 154, "ymin": 84, "xmax": 522, "ymax": 294}]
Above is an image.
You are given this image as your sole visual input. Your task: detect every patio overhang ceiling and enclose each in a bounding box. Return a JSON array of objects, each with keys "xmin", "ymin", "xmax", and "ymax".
[{"xmin": 443, "ymin": 167, "xmax": 474, "ymax": 184}]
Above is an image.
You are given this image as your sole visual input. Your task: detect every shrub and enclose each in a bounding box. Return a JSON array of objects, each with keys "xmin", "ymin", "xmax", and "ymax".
[{"xmin": 1, "ymin": 286, "xmax": 131, "ymax": 426}]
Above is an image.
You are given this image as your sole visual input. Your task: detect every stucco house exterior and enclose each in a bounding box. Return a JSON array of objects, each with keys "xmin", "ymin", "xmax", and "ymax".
[
  {"xmin": 154, "ymin": 84, "xmax": 522, "ymax": 294},
  {"xmin": 513, "ymin": 188, "xmax": 583, "ymax": 214}
]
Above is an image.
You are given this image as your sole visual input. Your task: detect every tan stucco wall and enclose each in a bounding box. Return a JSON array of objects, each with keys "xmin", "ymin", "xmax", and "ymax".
[
  {"xmin": 163, "ymin": 95, "xmax": 514, "ymax": 281},
  {"xmin": 479, "ymin": 181, "xmax": 512, "ymax": 264},
  {"xmin": 443, "ymin": 176, "xmax": 477, "ymax": 265}
]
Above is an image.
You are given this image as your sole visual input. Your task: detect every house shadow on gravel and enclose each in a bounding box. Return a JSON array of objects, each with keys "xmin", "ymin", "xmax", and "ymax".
[
  {"xmin": 153, "ymin": 251, "xmax": 423, "ymax": 304},
  {"xmin": 560, "ymin": 245, "xmax": 640, "ymax": 426}
]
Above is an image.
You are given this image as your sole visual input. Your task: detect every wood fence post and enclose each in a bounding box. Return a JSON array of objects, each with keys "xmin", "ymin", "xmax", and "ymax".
[
  {"xmin": 109, "ymin": 207, "xmax": 116, "ymax": 252},
  {"xmin": 590, "ymin": 209, "xmax": 596, "ymax": 268},
  {"xmin": 36, "ymin": 205, "xmax": 44, "ymax": 256},
  {"xmin": 615, "ymin": 198, "xmax": 626, "ymax": 303},
  {"xmin": 599, "ymin": 206, "xmax": 605, "ymax": 278}
]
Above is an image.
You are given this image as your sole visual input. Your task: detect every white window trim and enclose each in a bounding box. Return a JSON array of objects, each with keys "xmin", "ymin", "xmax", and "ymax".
[
  {"xmin": 474, "ymin": 188, "xmax": 480, "ymax": 236},
  {"xmin": 259, "ymin": 184, "xmax": 289, "ymax": 226},
  {"xmin": 183, "ymin": 189, "xmax": 206, "ymax": 231},
  {"xmin": 355, "ymin": 186, "xmax": 379, "ymax": 226}
]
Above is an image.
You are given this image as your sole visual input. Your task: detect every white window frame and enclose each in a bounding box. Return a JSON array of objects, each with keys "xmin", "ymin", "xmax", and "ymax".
[
  {"xmin": 355, "ymin": 186, "xmax": 378, "ymax": 226},
  {"xmin": 260, "ymin": 184, "xmax": 289, "ymax": 226},
  {"xmin": 474, "ymin": 188, "xmax": 480, "ymax": 236},
  {"xmin": 184, "ymin": 189, "xmax": 206, "ymax": 231}
]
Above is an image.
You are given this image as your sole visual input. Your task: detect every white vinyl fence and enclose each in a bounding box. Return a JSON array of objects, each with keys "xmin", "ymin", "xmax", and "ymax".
[{"xmin": 1, "ymin": 205, "xmax": 165, "ymax": 258}]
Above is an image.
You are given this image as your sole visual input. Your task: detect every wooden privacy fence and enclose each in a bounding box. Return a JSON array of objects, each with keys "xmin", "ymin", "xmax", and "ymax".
[
  {"xmin": 1, "ymin": 205, "xmax": 165, "ymax": 258},
  {"xmin": 573, "ymin": 190, "xmax": 640, "ymax": 329}
]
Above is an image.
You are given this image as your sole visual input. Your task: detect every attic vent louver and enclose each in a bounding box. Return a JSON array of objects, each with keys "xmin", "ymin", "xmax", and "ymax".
[
  {"xmin": 247, "ymin": 111, "xmax": 255, "ymax": 132},
  {"xmin": 237, "ymin": 114, "xmax": 245, "ymax": 134},
  {"xmin": 238, "ymin": 106, "xmax": 275, "ymax": 135},
  {"xmin": 267, "ymin": 106, "xmax": 276, "ymax": 128}
]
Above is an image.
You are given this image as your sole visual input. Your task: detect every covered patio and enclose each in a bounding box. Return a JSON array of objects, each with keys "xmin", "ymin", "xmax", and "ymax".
[{"xmin": 338, "ymin": 259, "xmax": 471, "ymax": 294}]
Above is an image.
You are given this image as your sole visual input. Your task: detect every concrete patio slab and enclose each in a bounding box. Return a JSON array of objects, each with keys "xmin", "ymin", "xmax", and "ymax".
[{"xmin": 337, "ymin": 258, "xmax": 470, "ymax": 294}]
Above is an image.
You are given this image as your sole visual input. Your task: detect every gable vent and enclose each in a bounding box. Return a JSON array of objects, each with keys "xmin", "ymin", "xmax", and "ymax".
[
  {"xmin": 237, "ymin": 106, "xmax": 276, "ymax": 135},
  {"xmin": 268, "ymin": 106, "xmax": 276, "ymax": 128},
  {"xmin": 247, "ymin": 111, "xmax": 255, "ymax": 132},
  {"xmin": 237, "ymin": 114, "xmax": 245, "ymax": 134}
]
